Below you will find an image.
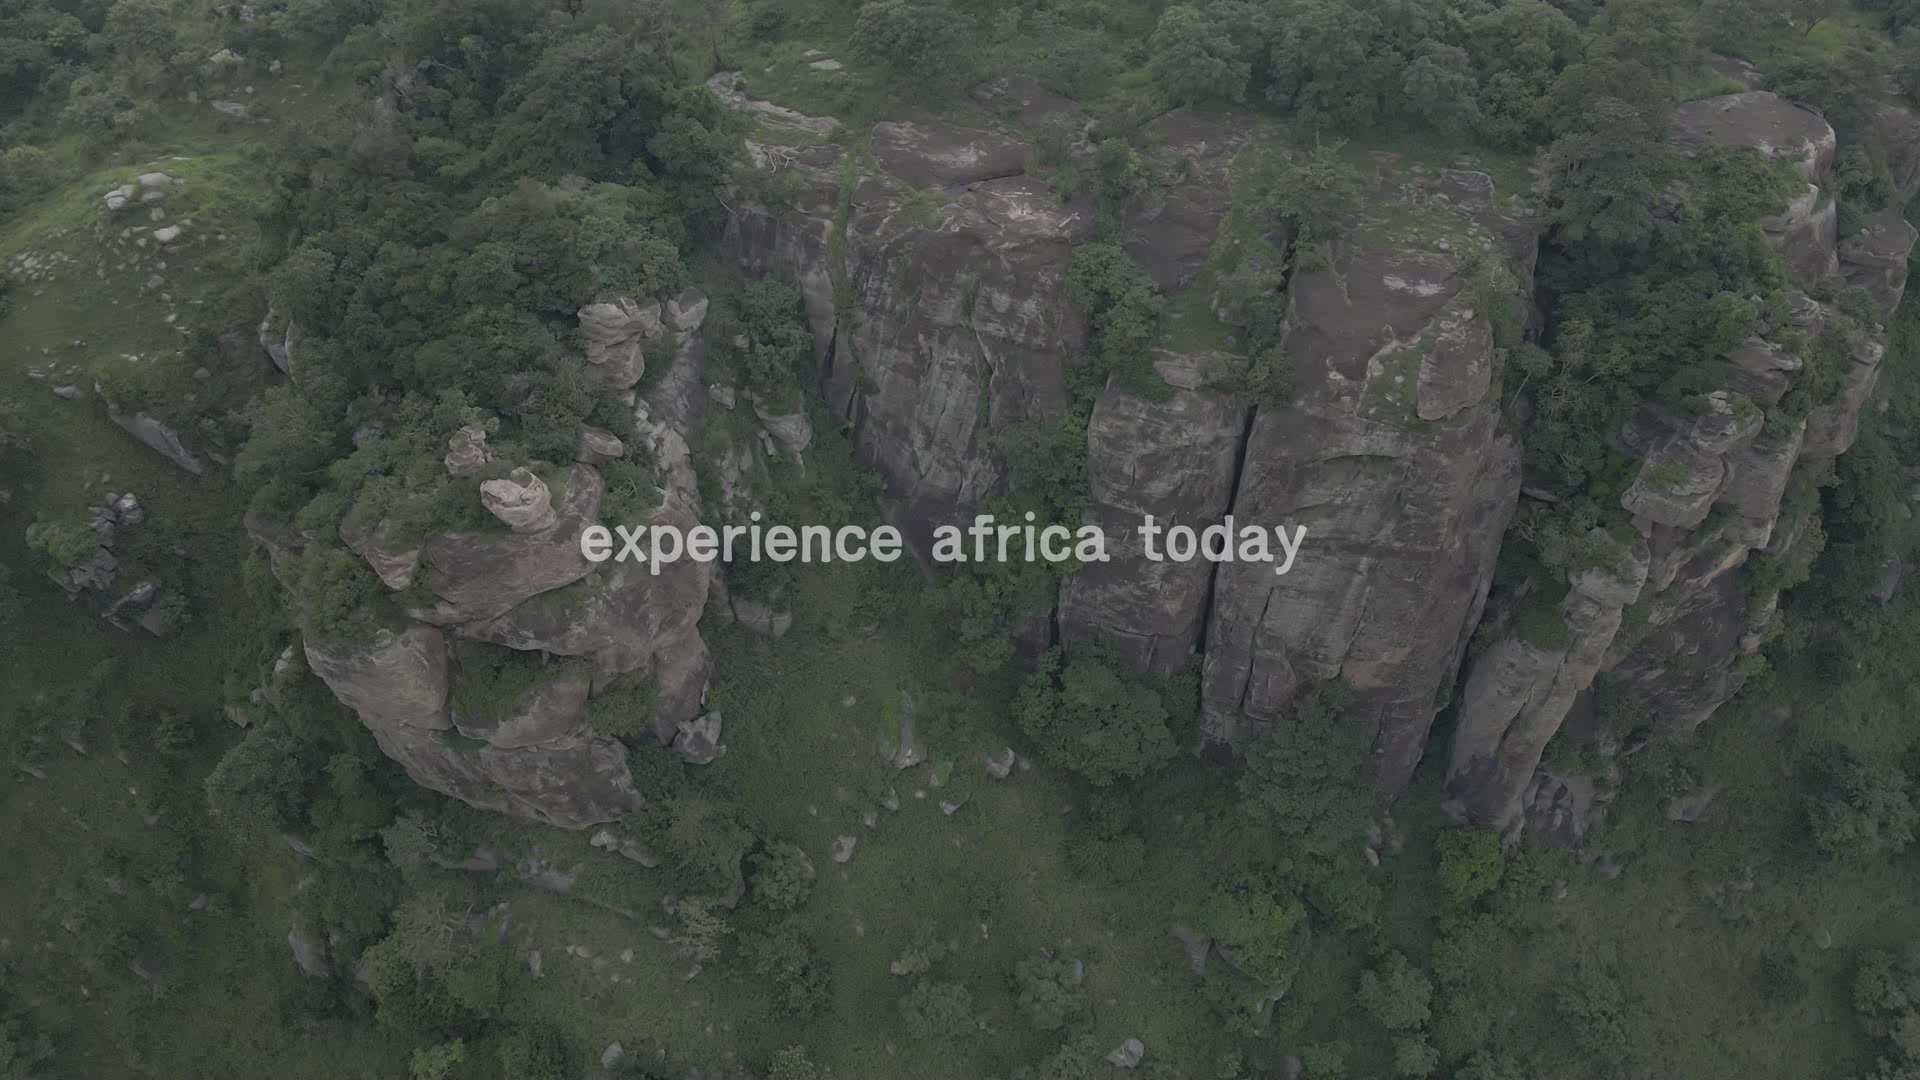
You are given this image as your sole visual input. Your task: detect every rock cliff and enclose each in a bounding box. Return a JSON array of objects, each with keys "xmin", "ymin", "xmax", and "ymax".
[{"xmin": 267, "ymin": 76, "xmax": 1912, "ymax": 841}]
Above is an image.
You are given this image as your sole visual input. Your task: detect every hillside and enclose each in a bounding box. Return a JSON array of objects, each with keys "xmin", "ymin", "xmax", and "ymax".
[{"xmin": 4, "ymin": 2, "xmax": 1920, "ymax": 1079}]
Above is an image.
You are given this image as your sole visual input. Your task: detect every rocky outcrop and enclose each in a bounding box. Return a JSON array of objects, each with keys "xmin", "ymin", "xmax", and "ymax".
[
  {"xmin": 339, "ymin": 513, "xmax": 422, "ymax": 591},
  {"xmin": 1199, "ymin": 165, "xmax": 1530, "ymax": 791},
  {"xmin": 1669, "ymin": 91, "xmax": 1837, "ymax": 182},
  {"xmin": 1446, "ymin": 536, "xmax": 1649, "ymax": 828},
  {"xmin": 728, "ymin": 110, "xmax": 1094, "ymax": 545},
  {"xmin": 578, "ymin": 297, "xmax": 659, "ymax": 390},
  {"xmin": 1058, "ymin": 350, "xmax": 1250, "ymax": 676},
  {"xmin": 1840, "ymin": 208, "xmax": 1919, "ymax": 322},
  {"xmin": 107, "ymin": 408, "xmax": 205, "ymax": 476},
  {"xmin": 409, "ymin": 464, "xmax": 602, "ymax": 625}
]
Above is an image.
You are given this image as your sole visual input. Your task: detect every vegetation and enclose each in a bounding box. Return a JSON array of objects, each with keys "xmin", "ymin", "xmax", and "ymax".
[{"xmin": 3, "ymin": 0, "xmax": 1920, "ymax": 1079}]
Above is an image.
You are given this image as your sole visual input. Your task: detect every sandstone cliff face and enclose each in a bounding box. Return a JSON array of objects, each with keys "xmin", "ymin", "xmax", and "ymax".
[
  {"xmin": 724, "ymin": 82, "xmax": 1533, "ymax": 795},
  {"xmin": 1445, "ymin": 91, "xmax": 1917, "ymax": 832},
  {"xmin": 277, "ymin": 77, "xmax": 1911, "ymax": 839},
  {"xmin": 280, "ymin": 294, "xmax": 728, "ymax": 829}
]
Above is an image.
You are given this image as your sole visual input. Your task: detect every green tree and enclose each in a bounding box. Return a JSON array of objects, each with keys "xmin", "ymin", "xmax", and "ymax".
[
  {"xmin": 1436, "ymin": 828, "xmax": 1505, "ymax": 907},
  {"xmin": 1014, "ymin": 650, "xmax": 1178, "ymax": 786},
  {"xmin": 205, "ymin": 721, "xmax": 316, "ymax": 836},
  {"xmin": 1148, "ymin": 6, "xmax": 1249, "ymax": 105},
  {"xmin": 1806, "ymin": 746, "xmax": 1917, "ymax": 858},
  {"xmin": 900, "ymin": 979, "xmax": 975, "ymax": 1042},
  {"xmin": 496, "ymin": 1024, "xmax": 568, "ymax": 1080},
  {"xmin": 410, "ymin": 1040, "xmax": 465, "ymax": 1080},
  {"xmin": 1359, "ymin": 952, "xmax": 1434, "ymax": 1031},
  {"xmin": 769, "ymin": 1045, "xmax": 822, "ymax": 1080},
  {"xmin": 1192, "ymin": 872, "xmax": 1308, "ymax": 987},
  {"xmin": 1392, "ymin": 1034, "xmax": 1439, "ymax": 1078},
  {"xmin": 103, "ymin": 0, "xmax": 175, "ymax": 59},
  {"xmin": 1013, "ymin": 956, "xmax": 1083, "ymax": 1031},
  {"xmin": 850, "ymin": 0, "xmax": 969, "ymax": 82},
  {"xmin": 749, "ymin": 843, "xmax": 815, "ymax": 911},
  {"xmin": 1238, "ymin": 686, "xmax": 1370, "ymax": 855}
]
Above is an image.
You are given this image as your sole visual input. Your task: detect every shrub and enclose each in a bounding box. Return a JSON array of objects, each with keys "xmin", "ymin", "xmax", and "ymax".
[
  {"xmin": 749, "ymin": 844, "xmax": 815, "ymax": 911},
  {"xmin": 900, "ymin": 979, "xmax": 975, "ymax": 1042},
  {"xmin": 1013, "ymin": 956, "xmax": 1083, "ymax": 1031},
  {"xmin": 1359, "ymin": 952, "xmax": 1434, "ymax": 1031},
  {"xmin": 1437, "ymin": 828, "xmax": 1506, "ymax": 907}
]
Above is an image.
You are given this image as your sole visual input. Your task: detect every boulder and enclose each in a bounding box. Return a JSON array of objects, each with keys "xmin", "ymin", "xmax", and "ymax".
[
  {"xmin": 107, "ymin": 409, "xmax": 205, "ymax": 475},
  {"xmin": 443, "ymin": 424, "xmax": 492, "ymax": 478},
  {"xmin": 287, "ymin": 925, "xmax": 329, "ymax": 978},
  {"xmin": 451, "ymin": 654, "xmax": 594, "ymax": 750},
  {"xmin": 1106, "ymin": 1039, "xmax": 1145, "ymax": 1069},
  {"xmin": 663, "ymin": 286, "xmax": 709, "ymax": 332},
  {"xmin": 1839, "ymin": 207, "xmax": 1919, "ymax": 322},
  {"xmin": 481, "ymin": 467, "xmax": 559, "ymax": 533},
  {"xmin": 412, "ymin": 464, "xmax": 603, "ymax": 625},
  {"xmin": 869, "ymin": 120, "xmax": 1030, "ymax": 189},
  {"xmin": 577, "ymin": 297, "xmax": 660, "ymax": 389},
  {"xmin": 574, "ymin": 425, "xmax": 625, "ymax": 465},
  {"xmin": 673, "ymin": 711, "xmax": 724, "ymax": 764},
  {"xmin": 339, "ymin": 513, "xmax": 421, "ymax": 590}
]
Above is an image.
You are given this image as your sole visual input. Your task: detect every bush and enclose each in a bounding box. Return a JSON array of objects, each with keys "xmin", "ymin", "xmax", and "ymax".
[
  {"xmin": 1192, "ymin": 872, "xmax": 1308, "ymax": 987},
  {"xmin": 1437, "ymin": 828, "xmax": 1505, "ymax": 907},
  {"xmin": 900, "ymin": 979, "xmax": 975, "ymax": 1042},
  {"xmin": 1013, "ymin": 956, "xmax": 1083, "ymax": 1031},
  {"xmin": 749, "ymin": 844, "xmax": 815, "ymax": 911},
  {"xmin": 850, "ymin": 0, "xmax": 969, "ymax": 83},
  {"xmin": 1015, "ymin": 649, "xmax": 1178, "ymax": 786},
  {"xmin": 497, "ymin": 1024, "xmax": 568, "ymax": 1080},
  {"xmin": 1359, "ymin": 952, "xmax": 1434, "ymax": 1031}
]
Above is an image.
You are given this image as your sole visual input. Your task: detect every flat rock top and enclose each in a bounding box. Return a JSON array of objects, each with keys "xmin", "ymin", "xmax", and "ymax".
[
  {"xmin": 1669, "ymin": 91, "xmax": 1836, "ymax": 179},
  {"xmin": 1142, "ymin": 105, "xmax": 1257, "ymax": 162},
  {"xmin": 970, "ymin": 75, "xmax": 1083, "ymax": 131},
  {"xmin": 870, "ymin": 120, "xmax": 1030, "ymax": 190},
  {"xmin": 1844, "ymin": 206, "xmax": 1920, "ymax": 259}
]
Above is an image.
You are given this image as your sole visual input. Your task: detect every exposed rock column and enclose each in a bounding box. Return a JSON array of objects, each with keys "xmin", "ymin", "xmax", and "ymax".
[{"xmin": 1446, "ymin": 535, "xmax": 1650, "ymax": 828}]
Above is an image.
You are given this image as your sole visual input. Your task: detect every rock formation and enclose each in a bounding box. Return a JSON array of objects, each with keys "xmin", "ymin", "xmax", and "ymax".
[{"xmin": 268, "ymin": 76, "xmax": 1912, "ymax": 841}]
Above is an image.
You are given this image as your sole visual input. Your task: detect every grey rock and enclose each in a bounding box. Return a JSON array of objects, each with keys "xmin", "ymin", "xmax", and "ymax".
[
  {"xmin": 443, "ymin": 424, "xmax": 492, "ymax": 478},
  {"xmin": 1669, "ymin": 91, "xmax": 1837, "ymax": 183},
  {"xmin": 706, "ymin": 71, "xmax": 840, "ymax": 137},
  {"xmin": 1106, "ymin": 1038, "xmax": 1145, "ymax": 1069},
  {"xmin": 1169, "ymin": 923, "xmax": 1211, "ymax": 975},
  {"xmin": 287, "ymin": 925, "xmax": 329, "ymax": 977},
  {"xmin": 107, "ymin": 409, "xmax": 204, "ymax": 475},
  {"xmin": 578, "ymin": 297, "xmax": 659, "ymax": 389},
  {"xmin": 480, "ymin": 466, "xmax": 558, "ymax": 533},
  {"xmin": 1448, "ymin": 538, "xmax": 1649, "ymax": 828},
  {"xmin": 339, "ymin": 512, "xmax": 421, "ymax": 590},
  {"xmin": 153, "ymin": 224, "xmax": 182, "ymax": 245},
  {"xmin": 663, "ymin": 286, "xmax": 709, "ymax": 332},
  {"xmin": 1198, "ymin": 167, "xmax": 1527, "ymax": 792},
  {"xmin": 731, "ymin": 594, "xmax": 793, "ymax": 639},
  {"xmin": 574, "ymin": 424, "xmax": 625, "ymax": 465},
  {"xmin": 52, "ymin": 384, "xmax": 83, "ymax": 400},
  {"xmin": 1059, "ymin": 350, "xmax": 1248, "ymax": 675},
  {"xmin": 831, "ymin": 835, "xmax": 857, "ymax": 863},
  {"xmin": 1839, "ymin": 207, "xmax": 1919, "ymax": 322},
  {"xmin": 673, "ymin": 711, "xmax": 725, "ymax": 765},
  {"xmin": 751, "ymin": 395, "xmax": 814, "ymax": 458}
]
